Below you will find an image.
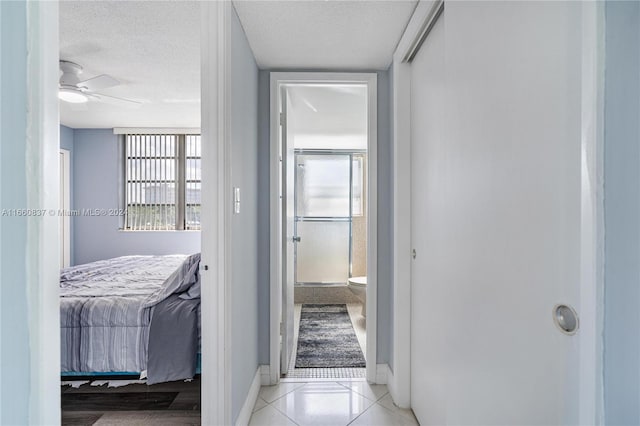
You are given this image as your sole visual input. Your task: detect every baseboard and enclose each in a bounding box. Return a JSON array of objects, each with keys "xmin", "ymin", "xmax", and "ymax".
[
  {"xmin": 259, "ymin": 364, "xmax": 271, "ymax": 386},
  {"xmin": 386, "ymin": 365, "xmax": 411, "ymax": 409},
  {"xmin": 235, "ymin": 367, "xmax": 261, "ymax": 426},
  {"xmin": 376, "ymin": 363, "xmax": 389, "ymax": 384}
]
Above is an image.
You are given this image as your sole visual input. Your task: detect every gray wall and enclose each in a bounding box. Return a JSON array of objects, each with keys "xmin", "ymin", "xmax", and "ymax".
[
  {"xmin": 256, "ymin": 69, "xmax": 393, "ymax": 365},
  {"xmin": 230, "ymin": 8, "xmax": 260, "ymax": 423},
  {"xmin": 60, "ymin": 125, "xmax": 75, "ymax": 263},
  {"xmin": 0, "ymin": 2, "xmax": 30, "ymax": 423},
  {"xmin": 604, "ymin": 2, "xmax": 640, "ymax": 424},
  {"xmin": 73, "ymin": 129, "xmax": 200, "ymax": 265}
]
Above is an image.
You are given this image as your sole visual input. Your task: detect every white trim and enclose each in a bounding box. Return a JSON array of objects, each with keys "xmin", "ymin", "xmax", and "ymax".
[
  {"xmin": 578, "ymin": 1, "xmax": 605, "ymax": 424},
  {"xmin": 60, "ymin": 149, "xmax": 71, "ymax": 268},
  {"xmin": 389, "ymin": 0, "xmax": 440, "ymax": 409},
  {"xmin": 375, "ymin": 364, "xmax": 389, "ymax": 385},
  {"xmin": 396, "ymin": 1, "xmax": 442, "ymax": 65},
  {"xmin": 235, "ymin": 368, "xmax": 262, "ymax": 426},
  {"xmin": 113, "ymin": 127, "xmax": 201, "ymax": 135},
  {"xmin": 269, "ymin": 72, "xmax": 378, "ymax": 383},
  {"xmin": 24, "ymin": 1, "xmax": 60, "ymax": 423},
  {"xmin": 259, "ymin": 364, "xmax": 271, "ymax": 386},
  {"xmin": 201, "ymin": 2, "xmax": 232, "ymax": 425}
]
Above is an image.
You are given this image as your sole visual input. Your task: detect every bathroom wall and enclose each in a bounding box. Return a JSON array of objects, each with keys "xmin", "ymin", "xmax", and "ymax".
[{"xmin": 352, "ymin": 155, "xmax": 368, "ymax": 277}]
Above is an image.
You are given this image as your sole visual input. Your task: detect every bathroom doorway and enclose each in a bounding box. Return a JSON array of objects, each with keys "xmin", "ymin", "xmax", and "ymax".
[{"xmin": 269, "ymin": 73, "xmax": 378, "ymax": 382}]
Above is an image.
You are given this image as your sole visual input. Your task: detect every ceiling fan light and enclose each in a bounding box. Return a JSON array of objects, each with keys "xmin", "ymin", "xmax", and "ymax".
[{"xmin": 59, "ymin": 88, "xmax": 88, "ymax": 103}]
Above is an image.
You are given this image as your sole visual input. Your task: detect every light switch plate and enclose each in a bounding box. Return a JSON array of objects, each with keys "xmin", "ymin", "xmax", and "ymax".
[{"xmin": 233, "ymin": 187, "xmax": 240, "ymax": 214}]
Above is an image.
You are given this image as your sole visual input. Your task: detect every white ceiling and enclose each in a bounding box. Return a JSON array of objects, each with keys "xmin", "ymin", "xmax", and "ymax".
[
  {"xmin": 232, "ymin": 0, "xmax": 417, "ymax": 70},
  {"xmin": 59, "ymin": 0, "xmax": 416, "ymax": 129},
  {"xmin": 288, "ymin": 84, "xmax": 368, "ymax": 150},
  {"xmin": 59, "ymin": 1, "xmax": 201, "ymax": 129}
]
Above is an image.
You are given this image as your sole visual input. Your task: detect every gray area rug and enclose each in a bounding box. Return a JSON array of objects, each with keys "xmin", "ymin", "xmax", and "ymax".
[{"xmin": 295, "ymin": 304, "xmax": 366, "ymax": 368}]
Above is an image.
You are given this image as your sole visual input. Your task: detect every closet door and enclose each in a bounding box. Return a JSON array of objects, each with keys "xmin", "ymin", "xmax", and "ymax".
[
  {"xmin": 409, "ymin": 9, "xmax": 445, "ymax": 424},
  {"xmin": 410, "ymin": 2, "xmax": 586, "ymax": 424}
]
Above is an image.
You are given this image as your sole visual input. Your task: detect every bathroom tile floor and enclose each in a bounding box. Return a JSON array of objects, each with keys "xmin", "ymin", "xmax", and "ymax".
[
  {"xmin": 285, "ymin": 303, "xmax": 367, "ymax": 379},
  {"xmin": 248, "ymin": 381, "xmax": 418, "ymax": 426}
]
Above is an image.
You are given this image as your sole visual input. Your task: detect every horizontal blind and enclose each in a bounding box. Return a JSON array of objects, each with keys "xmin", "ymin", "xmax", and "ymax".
[
  {"xmin": 124, "ymin": 134, "xmax": 177, "ymax": 230},
  {"xmin": 185, "ymin": 135, "xmax": 201, "ymax": 230}
]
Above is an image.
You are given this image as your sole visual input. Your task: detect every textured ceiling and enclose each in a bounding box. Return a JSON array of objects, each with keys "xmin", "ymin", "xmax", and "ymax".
[
  {"xmin": 288, "ymin": 85, "xmax": 368, "ymax": 150},
  {"xmin": 288, "ymin": 85, "xmax": 367, "ymax": 135},
  {"xmin": 232, "ymin": 0, "xmax": 418, "ymax": 70},
  {"xmin": 59, "ymin": 0, "xmax": 417, "ymax": 129},
  {"xmin": 59, "ymin": 1, "xmax": 201, "ymax": 129}
]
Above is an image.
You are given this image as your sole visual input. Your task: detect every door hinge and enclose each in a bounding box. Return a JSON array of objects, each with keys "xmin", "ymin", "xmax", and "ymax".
[
  {"xmin": 279, "ymin": 112, "xmax": 285, "ymax": 126},
  {"xmin": 280, "ymin": 322, "xmax": 284, "ymax": 336}
]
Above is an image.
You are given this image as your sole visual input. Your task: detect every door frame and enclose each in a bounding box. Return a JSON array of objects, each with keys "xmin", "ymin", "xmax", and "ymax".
[
  {"xmin": 60, "ymin": 148, "xmax": 71, "ymax": 268},
  {"xmin": 389, "ymin": 0, "xmax": 605, "ymax": 421},
  {"xmin": 269, "ymin": 72, "xmax": 378, "ymax": 383},
  {"xmin": 201, "ymin": 1, "xmax": 232, "ymax": 424}
]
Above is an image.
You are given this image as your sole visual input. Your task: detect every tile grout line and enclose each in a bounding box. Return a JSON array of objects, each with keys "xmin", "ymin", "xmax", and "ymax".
[{"xmin": 267, "ymin": 393, "xmax": 303, "ymax": 426}]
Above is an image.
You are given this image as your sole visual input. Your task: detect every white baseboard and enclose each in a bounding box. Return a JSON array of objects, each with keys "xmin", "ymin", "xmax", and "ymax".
[
  {"xmin": 375, "ymin": 363, "xmax": 389, "ymax": 384},
  {"xmin": 235, "ymin": 367, "xmax": 261, "ymax": 426},
  {"xmin": 260, "ymin": 364, "xmax": 271, "ymax": 385},
  {"xmin": 386, "ymin": 365, "xmax": 411, "ymax": 409}
]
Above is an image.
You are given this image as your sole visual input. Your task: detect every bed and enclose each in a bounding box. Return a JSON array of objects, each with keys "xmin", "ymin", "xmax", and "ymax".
[{"xmin": 60, "ymin": 253, "xmax": 201, "ymax": 384}]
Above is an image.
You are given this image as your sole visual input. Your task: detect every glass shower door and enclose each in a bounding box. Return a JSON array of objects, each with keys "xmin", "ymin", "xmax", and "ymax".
[{"xmin": 295, "ymin": 153, "xmax": 351, "ymax": 284}]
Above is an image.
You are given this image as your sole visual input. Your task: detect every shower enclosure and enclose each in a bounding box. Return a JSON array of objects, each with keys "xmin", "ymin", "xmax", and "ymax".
[{"xmin": 294, "ymin": 149, "xmax": 365, "ymax": 285}]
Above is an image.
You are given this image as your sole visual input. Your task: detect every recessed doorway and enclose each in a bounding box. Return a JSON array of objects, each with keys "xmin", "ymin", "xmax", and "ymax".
[{"xmin": 269, "ymin": 73, "xmax": 378, "ymax": 382}]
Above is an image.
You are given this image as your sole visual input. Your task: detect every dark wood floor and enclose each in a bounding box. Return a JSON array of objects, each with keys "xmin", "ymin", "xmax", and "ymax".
[{"xmin": 61, "ymin": 377, "xmax": 200, "ymax": 425}]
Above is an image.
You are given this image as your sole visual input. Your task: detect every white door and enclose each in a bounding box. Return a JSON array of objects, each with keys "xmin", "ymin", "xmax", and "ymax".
[
  {"xmin": 59, "ymin": 149, "xmax": 71, "ymax": 268},
  {"xmin": 410, "ymin": 2, "xmax": 584, "ymax": 424},
  {"xmin": 281, "ymin": 87, "xmax": 295, "ymax": 374}
]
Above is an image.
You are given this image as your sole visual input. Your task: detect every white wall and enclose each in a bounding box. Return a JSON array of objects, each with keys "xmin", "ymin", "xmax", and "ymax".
[
  {"xmin": 229, "ymin": 7, "xmax": 260, "ymax": 423},
  {"xmin": 73, "ymin": 129, "xmax": 200, "ymax": 265}
]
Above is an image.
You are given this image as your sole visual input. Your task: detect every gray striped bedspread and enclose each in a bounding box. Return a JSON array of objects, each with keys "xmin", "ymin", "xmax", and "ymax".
[{"xmin": 60, "ymin": 254, "xmax": 200, "ymax": 376}]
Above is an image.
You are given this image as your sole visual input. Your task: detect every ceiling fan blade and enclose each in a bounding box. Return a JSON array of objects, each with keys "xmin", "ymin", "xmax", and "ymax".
[
  {"xmin": 79, "ymin": 74, "xmax": 120, "ymax": 91},
  {"xmin": 93, "ymin": 93, "xmax": 142, "ymax": 108}
]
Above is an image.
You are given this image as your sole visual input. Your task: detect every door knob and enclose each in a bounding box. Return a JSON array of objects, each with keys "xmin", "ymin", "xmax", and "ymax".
[
  {"xmin": 293, "ymin": 236, "xmax": 301, "ymax": 243},
  {"xmin": 553, "ymin": 304, "xmax": 579, "ymax": 335}
]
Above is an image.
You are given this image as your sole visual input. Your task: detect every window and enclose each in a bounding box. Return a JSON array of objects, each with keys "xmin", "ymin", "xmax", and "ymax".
[{"xmin": 123, "ymin": 134, "xmax": 201, "ymax": 231}]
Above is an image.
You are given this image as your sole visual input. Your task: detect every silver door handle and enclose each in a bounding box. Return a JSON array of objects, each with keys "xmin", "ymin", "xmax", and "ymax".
[{"xmin": 293, "ymin": 236, "xmax": 301, "ymax": 243}]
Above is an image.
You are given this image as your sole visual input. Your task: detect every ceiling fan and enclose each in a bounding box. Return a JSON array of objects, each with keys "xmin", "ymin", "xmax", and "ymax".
[{"xmin": 58, "ymin": 60, "xmax": 141, "ymax": 107}]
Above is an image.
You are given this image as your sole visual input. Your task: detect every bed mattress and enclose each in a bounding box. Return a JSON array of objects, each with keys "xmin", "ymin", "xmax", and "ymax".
[{"xmin": 60, "ymin": 254, "xmax": 200, "ymax": 383}]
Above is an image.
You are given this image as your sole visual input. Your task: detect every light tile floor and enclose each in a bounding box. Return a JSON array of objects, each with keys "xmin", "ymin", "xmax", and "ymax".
[{"xmin": 249, "ymin": 381, "xmax": 418, "ymax": 426}]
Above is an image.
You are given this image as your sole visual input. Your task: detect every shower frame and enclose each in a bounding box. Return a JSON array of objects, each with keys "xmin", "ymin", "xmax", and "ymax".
[{"xmin": 293, "ymin": 148, "xmax": 367, "ymax": 286}]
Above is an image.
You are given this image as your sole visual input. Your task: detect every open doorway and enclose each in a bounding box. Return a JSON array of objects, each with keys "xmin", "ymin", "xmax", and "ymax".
[
  {"xmin": 57, "ymin": 2, "xmax": 203, "ymax": 424},
  {"xmin": 270, "ymin": 74, "xmax": 378, "ymax": 381}
]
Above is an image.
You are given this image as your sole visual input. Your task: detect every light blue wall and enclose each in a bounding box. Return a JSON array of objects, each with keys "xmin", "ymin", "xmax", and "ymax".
[
  {"xmin": 230, "ymin": 7, "xmax": 260, "ymax": 423},
  {"xmin": 73, "ymin": 129, "xmax": 200, "ymax": 265},
  {"xmin": 60, "ymin": 125, "xmax": 75, "ymax": 264},
  {"xmin": 376, "ymin": 70, "xmax": 392, "ymax": 364},
  {"xmin": 0, "ymin": 1, "xmax": 31, "ymax": 423},
  {"xmin": 257, "ymin": 70, "xmax": 272, "ymax": 365},
  {"xmin": 256, "ymin": 69, "xmax": 394, "ymax": 365},
  {"xmin": 604, "ymin": 2, "xmax": 640, "ymax": 424}
]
